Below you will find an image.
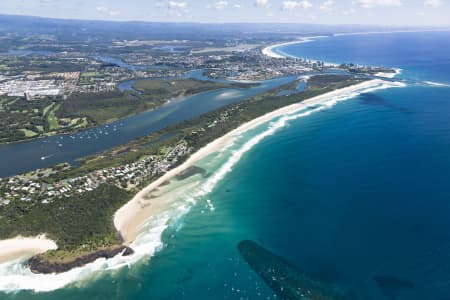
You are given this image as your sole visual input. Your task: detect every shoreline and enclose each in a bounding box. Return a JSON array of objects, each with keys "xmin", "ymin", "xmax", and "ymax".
[
  {"xmin": 262, "ymin": 36, "xmax": 328, "ymax": 59},
  {"xmin": 0, "ymin": 79, "xmax": 237, "ymax": 149},
  {"xmin": 375, "ymin": 68, "xmax": 402, "ymax": 79},
  {"xmin": 114, "ymin": 78, "xmax": 387, "ymax": 245},
  {"xmin": 0, "ymin": 33, "xmax": 401, "ymax": 270},
  {"xmin": 262, "ymin": 37, "xmax": 403, "ymax": 78},
  {"xmin": 0, "ymin": 235, "xmax": 57, "ymax": 264}
]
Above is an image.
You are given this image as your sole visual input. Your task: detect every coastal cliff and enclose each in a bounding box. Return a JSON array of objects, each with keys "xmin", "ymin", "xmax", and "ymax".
[{"xmin": 26, "ymin": 245, "xmax": 134, "ymax": 274}]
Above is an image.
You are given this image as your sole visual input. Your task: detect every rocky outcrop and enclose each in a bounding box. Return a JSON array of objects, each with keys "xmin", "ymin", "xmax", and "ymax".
[{"xmin": 26, "ymin": 245, "xmax": 134, "ymax": 274}]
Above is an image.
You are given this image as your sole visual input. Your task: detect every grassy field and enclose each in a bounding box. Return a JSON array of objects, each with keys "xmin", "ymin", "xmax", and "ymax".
[
  {"xmin": 20, "ymin": 128, "xmax": 39, "ymax": 137},
  {"xmin": 1, "ymin": 78, "xmax": 250, "ymax": 144},
  {"xmin": 0, "ymin": 98, "xmax": 87, "ymax": 144},
  {"xmin": 43, "ymin": 102, "xmax": 56, "ymax": 115},
  {"xmin": 81, "ymin": 72, "xmax": 100, "ymax": 77},
  {"xmin": 47, "ymin": 103, "xmax": 61, "ymax": 130}
]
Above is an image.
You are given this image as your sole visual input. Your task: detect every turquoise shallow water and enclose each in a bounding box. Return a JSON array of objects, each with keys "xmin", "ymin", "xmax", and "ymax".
[{"xmin": 3, "ymin": 31, "xmax": 450, "ymax": 299}]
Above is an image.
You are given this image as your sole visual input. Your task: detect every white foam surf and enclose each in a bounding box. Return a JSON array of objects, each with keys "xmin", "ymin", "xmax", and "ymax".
[
  {"xmin": 376, "ymin": 68, "xmax": 402, "ymax": 79},
  {"xmin": 424, "ymin": 81, "xmax": 450, "ymax": 87},
  {"xmin": 155, "ymin": 80, "xmax": 407, "ymax": 220},
  {"xmin": 262, "ymin": 36, "xmax": 329, "ymax": 59},
  {"xmin": 0, "ymin": 214, "xmax": 169, "ymax": 293},
  {"xmin": 0, "ymin": 80, "xmax": 405, "ymax": 294}
]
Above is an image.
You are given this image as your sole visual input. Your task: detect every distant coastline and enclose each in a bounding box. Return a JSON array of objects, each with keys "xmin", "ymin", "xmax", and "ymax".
[
  {"xmin": 262, "ymin": 36, "xmax": 328, "ymax": 59},
  {"xmin": 262, "ymin": 35, "xmax": 403, "ymax": 78}
]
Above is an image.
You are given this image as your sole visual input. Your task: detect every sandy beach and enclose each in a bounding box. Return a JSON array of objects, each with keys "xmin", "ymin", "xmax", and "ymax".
[
  {"xmin": 262, "ymin": 40, "xmax": 303, "ymax": 58},
  {"xmin": 114, "ymin": 78, "xmax": 386, "ymax": 244},
  {"xmin": 0, "ymin": 235, "xmax": 57, "ymax": 264},
  {"xmin": 0, "ymin": 79, "xmax": 388, "ymax": 264},
  {"xmin": 261, "ymin": 36, "xmax": 328, "ymax": 59}
]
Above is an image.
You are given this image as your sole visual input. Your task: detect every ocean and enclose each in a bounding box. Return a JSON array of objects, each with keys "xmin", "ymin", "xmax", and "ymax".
[{"xmin": 2, "ymin": 31, "xmax": 450, "ymax": 299}]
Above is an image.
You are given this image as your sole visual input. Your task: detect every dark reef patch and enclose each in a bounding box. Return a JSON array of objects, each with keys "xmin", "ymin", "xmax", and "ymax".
[
  {"xmin": 359, "ymin": 93, "xmax": 410, "ymax": 113},
  {"xmin": 238, "ymin": 240, "xmax": 349, "ymax": 300}
]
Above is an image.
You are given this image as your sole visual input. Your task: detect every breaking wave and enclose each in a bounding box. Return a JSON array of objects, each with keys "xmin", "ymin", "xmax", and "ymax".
[
  {"xmin": 423, "ymin": 81, "xmax": 450, "ymax": 87},
  {"xmin": 0, "ymin": 80, "xmax": 405, "ymax": 294}
]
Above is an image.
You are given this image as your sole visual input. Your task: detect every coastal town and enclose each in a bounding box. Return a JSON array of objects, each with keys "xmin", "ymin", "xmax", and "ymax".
[
  {"xmin": 0, "ymin": 36, "xmax": 397, "ymax": 205},
  {"xmin": 0, "ymin": 2, "xmax": 447, "ymax": 299},
  {"xmin": 0, "ymin": 17, "xmax": 400, "ymax": 282},
  {"xmin": 0, "ymin": 92, "xmax": 253, "ymax": 206},
  {"xmin": 0, "ymin": 41, "xmax": 393, "ymax": 101},
  {"xmin": 0, "ymin": 140, "xmax": 192, "ymax": 206}
]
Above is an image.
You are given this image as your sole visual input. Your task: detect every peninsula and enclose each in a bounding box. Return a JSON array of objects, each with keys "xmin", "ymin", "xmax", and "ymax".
[
  {"xmin": 0, "ymin": 73, "xmax": 388, "ymax": 273},
  {"xmin": 0, "ymin": 17, "xmax": 399, "ymax": 274}
]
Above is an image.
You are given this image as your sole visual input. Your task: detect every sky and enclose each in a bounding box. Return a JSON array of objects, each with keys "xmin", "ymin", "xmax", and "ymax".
[{"xmin": 0, "ymin": 0, "xmax": 449, "ymax": 26}]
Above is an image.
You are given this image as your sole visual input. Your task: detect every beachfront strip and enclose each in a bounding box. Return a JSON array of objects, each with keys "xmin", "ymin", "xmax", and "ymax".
[
  {"xmin": 0, "ymin": 103, "xmax": 248, "ymax": 206},
  {"xmin": 0, "ymin": 37, "xmax": 399, "ymax": 273},
  {"xmin": 0, "ymin": 141, "xmax": 191, "ymax": 206},
  {"xmin": 0, "ymin": 43, "xmax": 395, "ymax": 100},
  {"xmin": 0, "ymin": 39, "xmax": 397, "ymax": 145}
]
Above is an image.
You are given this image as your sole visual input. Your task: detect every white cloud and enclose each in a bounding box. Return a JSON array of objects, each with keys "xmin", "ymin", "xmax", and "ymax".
[
  {"xmin": 158, "ymin": 1, "xmax": 190, "ymax": 17},
  {"xmin": 96, "ymin": 6, "xmax": 121, "ymax": 17},
  {"xmin": 320, "ymin": 0, "xmax": 335, "ymax": 11},
  {"xmin": 168, "ymin": 1, "xmax": 188, "ymax": 9},
  {"xmin": 208, "ymin": 1, "xmax": 229, "ymax": 10},
  {"xmin": 281, "ymin": 0, "xmax": 313, "ymax": 10},
  {"xmin": 233, "ymin": 4, "xmax": 242, "ymax": 8},
  {"xmin": 424, "ymin": 0, "xmax": 442, "ymax": 7},
  {"xmin": 255, "ymin": 0, "xmax": 270, "ymax": 8},
  {"xmin": 342, "ymin": 7, "xmax": 356, "ymax": 14},
  {"xmin": 355, "ymin": 0, "xmax": 402, "ymax": 8},
  {"xmin": 39, "ymin": 0, "xmax": 59, "ymax": 3}
]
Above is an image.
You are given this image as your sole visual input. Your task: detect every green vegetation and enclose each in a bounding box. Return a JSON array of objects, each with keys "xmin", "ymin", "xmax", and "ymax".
[
  {"xmin": 0, "ymin": 75, "xmax": 365, "ymax": 267},
  {"xmin": 47, "ymin": 103, "xmax": 61, "ymax": 130},
  {"xmin": 49, "ymin": 75, "xmax": 363, "ymax": 182},
  {"xmin": 0, "ymin": 56, "xmax": 86, "ymax": 75},
  {"xmin": 133, "ymin": 78, "xmax": 230, "ymax": 96},
  {"xmin": 42, "ymin": 102, "xmax": 56, "ymax": 115},
  {"xmin": 19, "ymin": 128, "xmax": 39, "ymax": 137},
  {"xmin": 307, "ymin": 74, "xmax": 358, "ymax": 90},
  {"xmin": 57, "ymin": 78, "xmax": 238, "ymax": 125},
  {"xmin": 81, "ymin": 72, "xmax": 100, "ymax": 77},
  {"xmin": 0, "ymin": 184, "xmax": 133, "ymax": 262},
  {"xmin": 0, "ymin": 97, "xmax": 86, "ymax": 144},
  {"xmin": 0, "ymin": 78, "xmax": 243, "ymax": 144}
]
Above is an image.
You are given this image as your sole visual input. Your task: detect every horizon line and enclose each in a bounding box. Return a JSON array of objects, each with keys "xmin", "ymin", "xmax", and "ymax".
[{"xmin": 1, "ymin": 13, "xmax": 449, "ymax": 29}]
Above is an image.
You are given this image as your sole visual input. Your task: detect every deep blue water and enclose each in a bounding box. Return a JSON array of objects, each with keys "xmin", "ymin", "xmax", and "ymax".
[
  {"xmin": 275, "ymin": 31, "xmax": 450, "ymax": 84},
  {"xmin": 3, "ymin": 31, "xmax": 450, "ymax": 299}
]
